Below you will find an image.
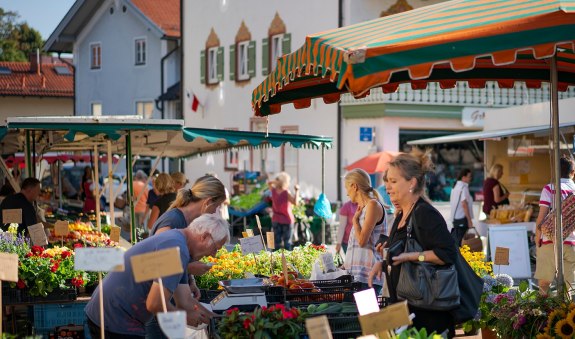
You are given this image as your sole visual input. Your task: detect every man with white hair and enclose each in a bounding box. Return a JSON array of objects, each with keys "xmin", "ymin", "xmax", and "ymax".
[{"xmin": 84, "ymin": 213, "xmax": 230, "ymax": 338}]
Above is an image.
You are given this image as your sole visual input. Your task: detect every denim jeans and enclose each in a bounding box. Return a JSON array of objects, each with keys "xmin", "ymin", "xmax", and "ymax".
[
  {"xmin": 87, "ymin": 317, "xmax": 144, "ymax": 339},
  {"xmin": 272, "ymin": 222, "xmax": 293, "ymax": 250},
  {"xmin": 145, "ymin": 316, "xmax": 168, "ymax": 339}
]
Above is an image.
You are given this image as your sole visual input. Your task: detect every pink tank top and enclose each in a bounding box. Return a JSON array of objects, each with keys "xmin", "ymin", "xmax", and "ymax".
[{"xmin": 271, "ymin": 189, "xmax": 294, "ymax": 224}]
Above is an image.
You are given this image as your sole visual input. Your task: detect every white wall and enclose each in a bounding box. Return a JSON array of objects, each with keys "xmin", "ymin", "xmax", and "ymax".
[
  {"xmin": 74, "ymin": 0, "xmax": 163, "ymax": 117},
  {"xmin": 0, "ymin": 97, "xmax": 73, "ymax": 121},
  {"xmin": 183, "ymin": 0, "xmax": 339, "ymax": 199}
]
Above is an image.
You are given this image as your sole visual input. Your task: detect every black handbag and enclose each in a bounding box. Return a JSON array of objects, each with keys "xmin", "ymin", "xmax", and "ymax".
[
  {"xmin": 450, "ymin": 250, "xmax": 484, "ymax": 324},
  {"xmin": 396, "ymin": 215, "xmax": 461, "ymax": 311}
]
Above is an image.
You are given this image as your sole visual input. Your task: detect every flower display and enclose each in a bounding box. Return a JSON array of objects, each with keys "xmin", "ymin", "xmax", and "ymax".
[
  {"xmin": 460, "ymin": 245, "xmax": 492, "ymax": 277},
  {"xmin": 218, "ymin": 304, "xmax": 306, "ymax": 339},
  {"xmin": 49, "ymin": 221, "xmax": 116, "ymax": 247},
  {"xmin": 196, "ymin": 243, "xmax": 327, "ymax": 290},
  {"xmin": 537, "ymin": 302, "xmax": 575, "ymax": 338}
]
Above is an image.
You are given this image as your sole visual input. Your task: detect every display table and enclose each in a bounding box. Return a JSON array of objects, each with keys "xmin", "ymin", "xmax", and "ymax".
[{"xmin": 477, "ymin": 221, "xmax": 535, "ymax": 238}]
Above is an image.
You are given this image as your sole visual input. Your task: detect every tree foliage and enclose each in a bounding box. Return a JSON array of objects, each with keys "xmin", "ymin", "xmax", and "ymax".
[{"xmin": 0, "ymin": 8, "xmax": 43, "ymax": 62}]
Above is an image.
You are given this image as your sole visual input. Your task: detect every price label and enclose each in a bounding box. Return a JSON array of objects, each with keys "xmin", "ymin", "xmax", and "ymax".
[
  {"xmin": 354, "ymin": 288, "xmax": 380, "ymax": 315},
  {"xmin": 246, "ymin": 229, "xmax": 254, "ymax": 237},
  {"xmin": 0, "ymin": 253, "xmax": 18, "ymax": 282},
  {"xmin": 27, "ymin": 223, "xmax": 48, "ymax": 246},
  {"xmin": 239, "ymin": 236, "xmax": 264, "ymax": 255},
  {"xmin": 359, "ymin": 301, "xmax": 411, "ymax": 335},
  {"xmin": 109, "ymin": 226, "xmax": 121, "ymax": 243},
  {"xmin": 54, "ymin": 221, "xmax": 69, "ymax": 237},
  {"xmin": 266, "ymin": 232, "xmax": 275, "ymax": 250},
  {"xmin": 157, "ymin": 310, "xmax": 186, "ymax": 339},
  {"xmin": 494, "ymin": 247, "xmax": 510, "ymax": 265},
  {"xmin": 242, "ymin": 231, "xmax": 248, "ymax": 238},
  {"xmin": 2, "ymin": 209, "xmax": 21, "ymax": 224},
  {"xmin": 131, "ymin": 247, "xmax": 183, "ymax": 283},
  {"xmin": 74, "ymin": 247, "xmax": 125, "ymax": 272},
  {"xmin": 306, "ymin": 315, "xmax": 333, "ymax": 339}
]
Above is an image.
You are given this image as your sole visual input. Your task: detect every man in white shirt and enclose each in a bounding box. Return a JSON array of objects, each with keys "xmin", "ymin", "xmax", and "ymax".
[{"xmin": 449, "ymin": 169, "xmax": 474, "ymax": 246}]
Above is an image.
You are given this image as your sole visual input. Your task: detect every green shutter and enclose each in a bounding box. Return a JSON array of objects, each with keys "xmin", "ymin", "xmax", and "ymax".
[
  {"xmin": 200, "ymin": 50, "xmax": 205, "ymax": 84},
  {"xmin": 282, "ymin": 33, "xmax": 291, "ymax": 54},
  {"xmin": 248, "ymin": 40, "xmax": 256, "ymax": 78},
  {"xmin": 229, "ymin": 44, "xmax": 236, "ymax": 81},
  {"xmin": 261, "ymin": 37, "xmax": 269, "ymax": 76},
  {"xmin": 217, "ymin": 46, "xmax": 224, "ymax": 82}
]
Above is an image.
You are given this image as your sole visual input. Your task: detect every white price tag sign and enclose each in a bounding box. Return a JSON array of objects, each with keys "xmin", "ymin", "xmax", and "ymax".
[
  {"xmin": 131, "ymin": 247, "xmax": 183, "ymax": 283},
  {"xmin": 239, "ymin": 236, "xmax": 264, "ymax": 255},
  {"xmin": 27, "ymin": 223, "xmax": 48, "ymax": 246},
  {"xmin": 354, "ymin": 288, "xmax": 380, "ymax": 316},
  {"xmin": 157, "ymin": 310, "xmax": 186, "ymax": 339},
  {"xmin": 0, "ymin": 253, "xmax": 18, "ymax": 282},
  {"xmin": 74, "ymin": 247, "xmax": 125, "ymax": 272}
]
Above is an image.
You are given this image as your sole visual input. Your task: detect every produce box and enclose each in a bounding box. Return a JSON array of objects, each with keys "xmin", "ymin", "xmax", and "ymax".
[
  {"xmin": 266, "ymin": 275, "xmax": 360, "ymax": 306},
  {"xmin": 34, "ymin": 302, "xmax": 89, "ymax": 339}
]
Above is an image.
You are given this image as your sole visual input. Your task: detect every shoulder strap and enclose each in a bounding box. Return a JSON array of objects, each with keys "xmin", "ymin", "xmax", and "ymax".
[{"xmin": 453, "ymin": 186, "xmax": 463, "ymax": 218}]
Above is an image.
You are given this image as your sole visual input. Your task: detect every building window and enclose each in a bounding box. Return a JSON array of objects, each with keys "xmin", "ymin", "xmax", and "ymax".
[
  {"xmin": 136, "ymin": 101, "xmax": 154, "ymax": 119},
  {"xmin": 91, "ymin": 102, "xmax": 102, "ymax": 116},
  {"xmin": 135, "ymin": 38, "xmax": 146, "ymax": 65},
  {"xmin": 270, "ymin": 34, "xmax": 283, "ymax": 72},
  {"xmin": 207, "ymin": 47, "xmax": 219, "ymax": 84},
  {"xmin": 237, "ymin": 41, "xmax": 249, "ymax": 81},
  {"xmin": 90, "ymin": 43, "xmax": 101, "ymax": 69}
]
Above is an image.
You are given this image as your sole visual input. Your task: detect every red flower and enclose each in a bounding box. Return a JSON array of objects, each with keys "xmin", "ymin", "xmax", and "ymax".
[
  {"xmin": 61, "ymin": 251, "xmax": 72, "ymax": 258},
  {"xmin": 282, "ymin": 310, "xmax": 295, "ymax": 319},
  {"xmin": 25, "ymin": 252, "xmax": 33, "ymax": 258},
  {"xmin": 71, "ymin": 276, "xmax": 84, "ymax": 287},
  {"xmin": 73, "ymin": 243, "xmax": 83, "ymax": 248},
  {"xmin": 225, "ymin": 307, "xmax": 239, "ymax": 315},
  {"xmin": 50, "ymin": 262, "xmax": 59, "ymax": 272},
  {"xmin": 31, "ymin": 246, "xmax": 44, "ymax": 255},
  {"xmin": 242, "ymin": 318, "xmax": 251, "ymax": 329},
  {"xmin": 16, "ymin": 279, "xmax": 26, "ymax": 289}
]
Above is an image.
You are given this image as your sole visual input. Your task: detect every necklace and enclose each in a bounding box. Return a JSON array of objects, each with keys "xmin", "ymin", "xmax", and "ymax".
[{"xmin": 398, "ymin": 198, "xmax": 418, "ymax": 229}]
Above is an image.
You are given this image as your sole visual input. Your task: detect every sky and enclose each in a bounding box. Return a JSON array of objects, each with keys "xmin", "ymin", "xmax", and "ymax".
[{"xmin": 0, "ymin": 0, "xmax": 76, "ymax": 40}]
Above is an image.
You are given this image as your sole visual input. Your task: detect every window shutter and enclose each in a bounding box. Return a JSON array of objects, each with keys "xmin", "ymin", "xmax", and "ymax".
[
  {"xmin": 248, "ymin": 40, "xmax": 256, "ymax": 78},
  {"xmin": 217, "ymin": 46, "xmax": 224, "ymax": 82},
  {"xmin": 261, "ymin": 37, "xmax": 269, "ymax": 76},
  {"xmin": 282, "ymin": 33, "xmax": 291, "ymax": 55},
  {"xmin": 229, "ymin": 44, "xmax": 236, "ymax": 81},
  {"xmin": 200, "ymin": 50, "xmax": 206, "ymax": 84}
]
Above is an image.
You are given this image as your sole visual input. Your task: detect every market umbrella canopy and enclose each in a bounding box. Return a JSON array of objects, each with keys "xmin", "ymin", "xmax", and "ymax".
[
  {"xmin": 345, "ymin": 151, "xmax": 400, "ymax": 174},
  {"xmin": 252, "ymin": 0, "xmax": 575, "ymax": 116}
]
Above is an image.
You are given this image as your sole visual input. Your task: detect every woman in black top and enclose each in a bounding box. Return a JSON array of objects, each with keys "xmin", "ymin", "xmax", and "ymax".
[
  {"xmin": 369, "ymin": 149, "xmax": 458, "ymax": 338},
  {"xmin": 146, "ymin": 173, "xmax": 176, "ymax": 230}
]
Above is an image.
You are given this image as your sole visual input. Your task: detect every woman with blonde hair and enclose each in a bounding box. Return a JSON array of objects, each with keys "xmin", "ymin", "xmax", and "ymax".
[
  {"xmin": 482, "ymin": 163, "xmax": 510, "ymax": 215},
  {"xmin": 268, "ymin": 172, "xmax": 299, "ymax": 250},
  {"xmin": 170, "ymin": 172, "xmax": 189, "ymax": 190},
  {"xmin": 147, "ymin": 173, "xmax": 176, "ymax": 229},
  {"xmin": 343, "ymin": 168, "xmax": 386, "ymax": 293}
]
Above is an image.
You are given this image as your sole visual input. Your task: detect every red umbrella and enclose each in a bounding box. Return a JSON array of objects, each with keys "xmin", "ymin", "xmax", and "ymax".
[{"xmin": 345, "ymin": 151, "xmax": 401, "ymax": 174}]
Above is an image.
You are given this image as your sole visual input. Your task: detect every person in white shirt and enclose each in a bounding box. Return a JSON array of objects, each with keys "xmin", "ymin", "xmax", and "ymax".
[
  {"xmin": 449, "ymin": 168, "xmax": 474, "ymax": 246},
  {"xmin": 535, "ymin": 156, "xmax": 575, "ymax": 295}
]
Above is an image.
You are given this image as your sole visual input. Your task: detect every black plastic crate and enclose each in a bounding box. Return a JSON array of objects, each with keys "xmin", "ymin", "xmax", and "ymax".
[
  {"xmin": 2, "ymin": 282, "xmax": 21, "ymax": 304},
  {"xmin": 199, "ymin": 289, "xmax": 222, "ymax": 303},
  {"xmin": 22, "ymin": 288, "xmax": 77, "ymax": 303},
  {"xmin": 266, "ymin": 282, "xmax": 361, "ymax": 306}
]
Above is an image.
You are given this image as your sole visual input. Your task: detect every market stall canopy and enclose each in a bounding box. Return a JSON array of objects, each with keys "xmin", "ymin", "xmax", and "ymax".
[
  {"xmin": 252, "ymin": 0, "xmax": 575, "ymax": 116},
  {"xmin": 344, "ymin": 151, "xmax": 400, "ymax": 174}
]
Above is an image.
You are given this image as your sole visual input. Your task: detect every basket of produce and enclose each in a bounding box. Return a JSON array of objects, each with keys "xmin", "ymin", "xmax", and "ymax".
[
  {"xmin": 305, "ymin": 302, "xmax": 362, "ymax": 339},
  {"xmin": 218, "ymin": 278, "xmax": 271, "ymax": 294}
]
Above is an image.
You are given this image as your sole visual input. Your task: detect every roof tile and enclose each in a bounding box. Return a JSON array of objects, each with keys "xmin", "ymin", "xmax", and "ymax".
[
  {"xmin": 0, "ymin": 59, "xmax": 74, "ymax": 97},
  {"xmin": 131, "ymin": 0, "xmax": 180, "ymax": 38}
]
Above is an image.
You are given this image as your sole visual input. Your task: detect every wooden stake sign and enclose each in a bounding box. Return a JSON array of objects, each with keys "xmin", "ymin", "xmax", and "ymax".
[
  {"xmin": 255, "ymin": 215, "xmax": 267, "ymax": 251},
  {"xmin": 2, "ymin": 209, "xmax": 21, "ymax": 224},
  {"xmin": 74, "ymin": 247, "xmax": 125, "ymax": 272},
  {"xmin": 282, "ymin": 252, "xmax": 289, "ymax": 283},
  {"xmin": 109, "ymin": 226, "xmax": 121, "ymax": 243},
  {"xmin": 266, "ymin": 232, "xmax": 275, "ymax": 250},
  {"xmin": 305, "ymin": 315, "xmax": 333, "ymax": 339},
  {"xmin": 239, "ymin": 236, "xmax": 264, "ymax": 255},
  {"xmin": 54, "ymin": 220, "xmax": 70, "ymax": 237},
  {"xmin": 131, "ymin": 247, "xmax": 183, "ymax": 283},
  {"xmin": 359, "ymin": 301, "xmax": 411, "ymax": 336},
  {"xmin": 0, "ymin": 252, "xmax": 18, "ymax": 336},
  {"xmin": 27, "ymin": 223, "xmax": 48, "ymax": 246},
  {"xmin": 494, "ymin": 247, "xmax": 510, "ymax": 266}
]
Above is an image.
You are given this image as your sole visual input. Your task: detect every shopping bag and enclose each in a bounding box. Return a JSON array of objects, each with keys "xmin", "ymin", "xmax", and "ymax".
[
  {"xmin": 461, "ymin": 228, "xmax": 483, "ymax": 253},
  {"xmin": 540, "ymin": 193, "xmax": 575, "ymax": 239},
  {"xmin": 310, "ymin": 253, "xmax": 348, "ymax": 280},
  {"xmin": 313, "ymin": 193, "xmax": 333, "ymax": 219}
]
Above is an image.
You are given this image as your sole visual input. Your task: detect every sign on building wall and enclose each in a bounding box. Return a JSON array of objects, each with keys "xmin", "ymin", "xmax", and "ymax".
[
  {"xmin": 359, "ymin": 127, "xmax": 373, "ymax": 142},
  {"xmin": 461, "ymin": 107, "xmax": 485, "ymax": 127}
]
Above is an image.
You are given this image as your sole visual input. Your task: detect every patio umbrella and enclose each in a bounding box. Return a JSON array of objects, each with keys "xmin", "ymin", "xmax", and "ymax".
[
  {"xmin": 345, "ymin": 151, "xmax": 400, "ymax": 174},
  {"xmin": 251, "ymin": 0, "xmax": 575, "ymax": 290}
]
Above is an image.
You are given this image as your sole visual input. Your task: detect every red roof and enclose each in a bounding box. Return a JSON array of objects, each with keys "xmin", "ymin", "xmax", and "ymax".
[
  {"xmin": 0, "ymin": 58, "xmax": 74, "ymax": 98},
  {"xmin": 131, "ymin": 0, "xmax": 180, "ymax": 38}
]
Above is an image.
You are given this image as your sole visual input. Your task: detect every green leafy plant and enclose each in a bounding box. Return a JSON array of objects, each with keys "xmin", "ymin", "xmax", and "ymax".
[
  {"xmin": 218, "ymin": 304, "xmax": 306, "ymax": 339},
  {"xmin": 395, "ymin": 328, "xmax": 443, "ymax": 339}
]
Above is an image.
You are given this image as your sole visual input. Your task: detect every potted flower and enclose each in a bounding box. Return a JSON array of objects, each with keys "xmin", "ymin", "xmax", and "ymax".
[{"xmin": 218, "ymin": 304, "xmax": 306, "ymax": 339}]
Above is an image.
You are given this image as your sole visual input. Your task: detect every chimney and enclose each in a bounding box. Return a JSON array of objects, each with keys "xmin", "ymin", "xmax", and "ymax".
[{"xmin": 29, "ymin": 49, "xmax": 41, "ymax": 75}]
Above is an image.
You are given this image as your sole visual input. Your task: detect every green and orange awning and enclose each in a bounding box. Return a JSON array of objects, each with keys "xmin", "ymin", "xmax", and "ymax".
[{"xmin": 252, "ymin": 0, "xmax": 575, "ymax": 116}]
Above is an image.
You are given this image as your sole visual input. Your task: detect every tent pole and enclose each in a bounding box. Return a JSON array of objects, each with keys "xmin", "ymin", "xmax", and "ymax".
[
  {"xmin": 25, "ymin": 130, "xmax": 32, "ymax": 178},
  {"xmin": 107, "ymin": 140, "xmax": 115, "ymax": 227},
  {"xmin": 322, "ymin": 143, "xmax": 325, "ymax": 245},
  {"xmin": 127, "ymin": 131, "xmax": 137, "ymax": 244},
  {"xmin": 551, "ymin": 55, "xmax": 564, "ymax": 294},
  {"xmin": 94, "ymin": 146, "xmax": 101, "ymax": 231}
]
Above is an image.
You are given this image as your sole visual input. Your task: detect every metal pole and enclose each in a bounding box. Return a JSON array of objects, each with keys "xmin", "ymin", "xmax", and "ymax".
[
  {"xmin": 58, "ymin": 160, "xmax": 62, "ymax": 210},
  {"xmin": 25, "ymin": 130, "xmax": 32, "ymax": 178},
  {"xmin": 127, "ymin": 131, "xmax": 137, "ymax": 244},
  {"xmin": 322, "ymin": 143, "xmax": 326, "ymax": 245},
  {"xmin": 93, "ymin": 146, "xmax": 101, "ymax": 231},
  {"xmin": 551, "ymin": 55, "xmax": 564, "ymax": 294},
  {"xmin": 107, "ymin": 140, "xmax": 115, "ymax": 227}
]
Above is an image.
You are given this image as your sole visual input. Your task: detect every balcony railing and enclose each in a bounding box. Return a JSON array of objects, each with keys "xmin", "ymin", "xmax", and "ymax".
[{"xmin": 340, "ymin": 81, "xmax": 575, "ymax": 107}]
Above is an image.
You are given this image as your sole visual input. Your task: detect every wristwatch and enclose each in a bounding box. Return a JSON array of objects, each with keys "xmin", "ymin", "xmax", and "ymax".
[{"xmin": 418, "ymin": 252, "xmax": 425, "ymax": 262}]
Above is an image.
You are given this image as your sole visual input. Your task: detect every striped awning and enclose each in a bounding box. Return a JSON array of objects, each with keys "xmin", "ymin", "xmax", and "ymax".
[{"xmin": 252, "ymin": 0, "xmax": 575, "ymax": 116}]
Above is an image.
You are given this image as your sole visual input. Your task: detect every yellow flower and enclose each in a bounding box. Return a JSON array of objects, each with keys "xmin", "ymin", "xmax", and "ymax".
[
  {"xmin": 555, "ymin": 319, "xmax": 574, "ymax": 339},
  {"xmin": 567, "ymin": 308, "xmax": 575, "ymax": 327},
  {"xmin": 536, "ymin": 334, "xmax": 552, "ymax": 339}
]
